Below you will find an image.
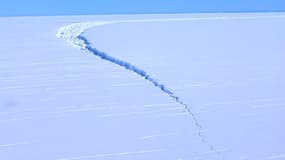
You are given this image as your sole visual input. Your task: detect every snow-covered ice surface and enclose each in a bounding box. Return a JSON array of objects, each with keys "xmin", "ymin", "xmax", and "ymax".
[{"xmin": 1, "ymin": 13, "xmax": 285, "ymax": 160}]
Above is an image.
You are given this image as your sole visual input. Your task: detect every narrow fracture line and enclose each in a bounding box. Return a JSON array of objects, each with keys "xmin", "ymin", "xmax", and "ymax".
[
  {"xmin": 77, "ymin": 35, "xmax": 213, "ymax": 150},
  {"xmin": 55, "ymin": 17, "xmax": 219, "ymax": 155}
]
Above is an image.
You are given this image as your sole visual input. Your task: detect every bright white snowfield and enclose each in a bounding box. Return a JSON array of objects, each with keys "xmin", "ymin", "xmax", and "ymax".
[{"xmin": 0, "ymin": 13, "xmax": 285, "ymax": 160}]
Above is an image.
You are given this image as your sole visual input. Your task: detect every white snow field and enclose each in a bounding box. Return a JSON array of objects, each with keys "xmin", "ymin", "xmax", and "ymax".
[{"xmin": 1, "ymin": 13, "xmax": 285, "ymax": 160}]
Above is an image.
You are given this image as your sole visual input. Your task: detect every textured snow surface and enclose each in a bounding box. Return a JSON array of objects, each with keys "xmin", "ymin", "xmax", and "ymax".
[{"xmin": 1, "ymin": 13, "xmax": 285, "ymax": 160}]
